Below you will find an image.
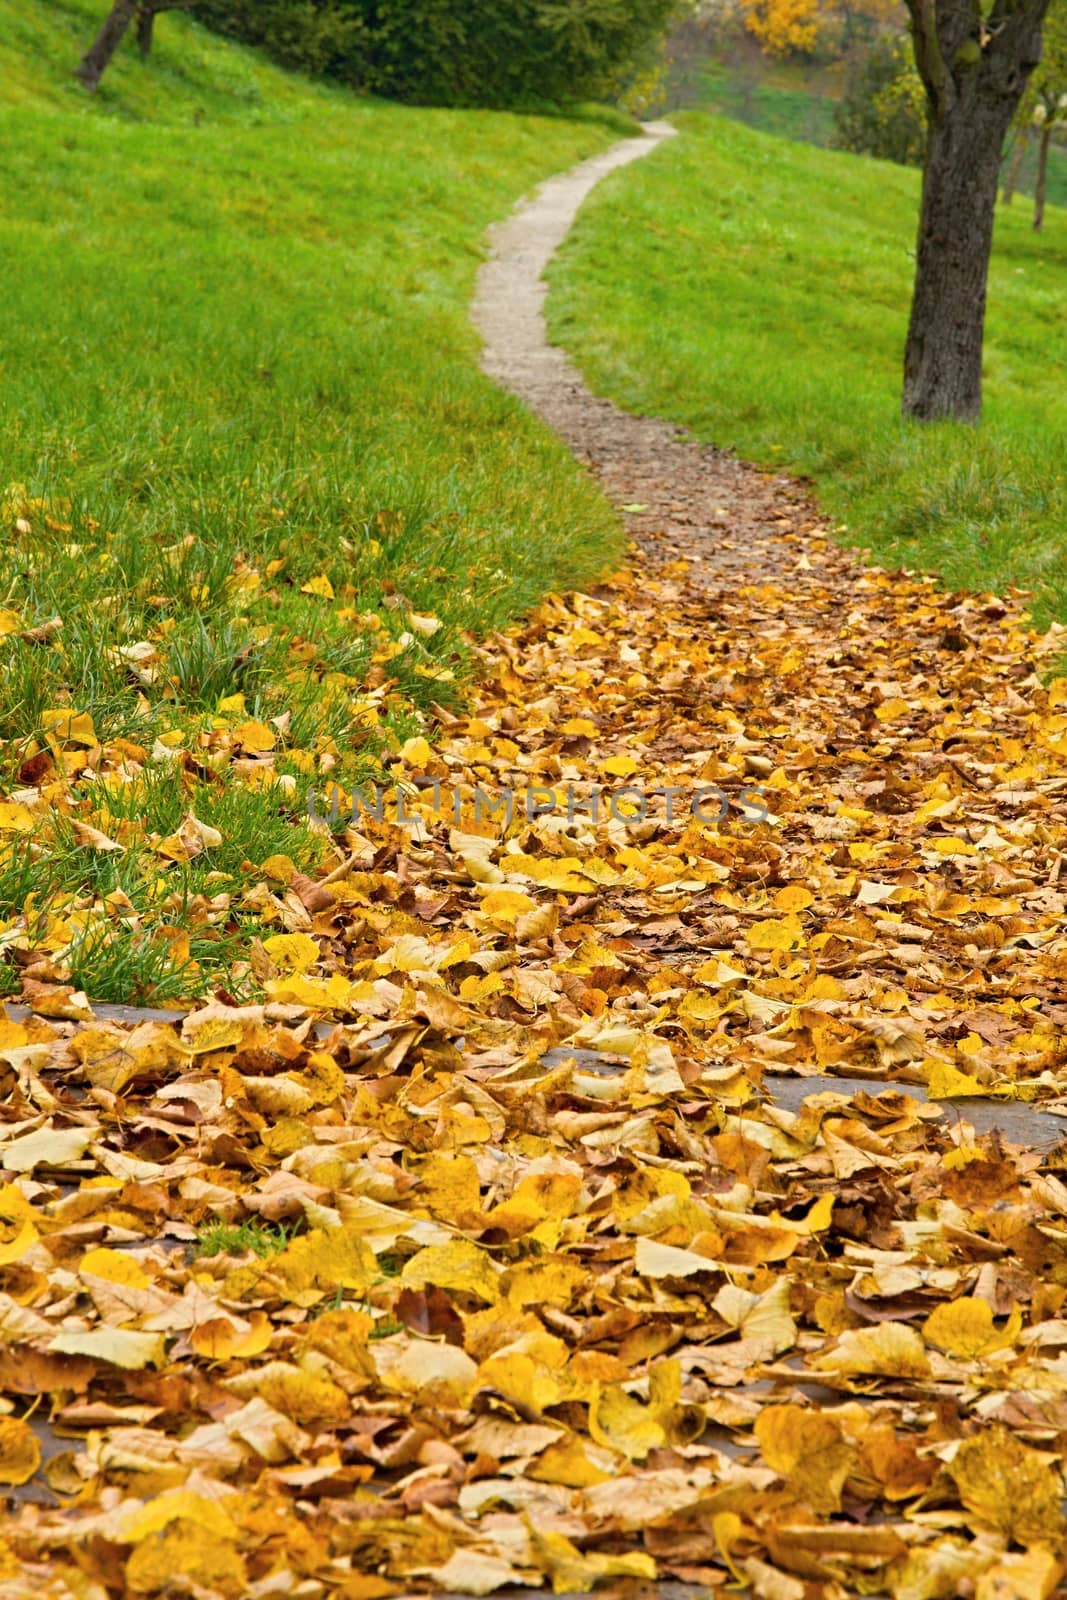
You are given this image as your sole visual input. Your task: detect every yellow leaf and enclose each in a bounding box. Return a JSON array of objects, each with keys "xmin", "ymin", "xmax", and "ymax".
[
  {"xmin": 748, "ymin": 916, "xmax": 805, "ymax": 951},
  {"xmin": 181, "ymin": 1007, "xmax": 250, "ymax": 1055},
  {"xmin": 265, "ymin": 1227, "xmax": 377, "ymax": 1301},
  {"xmin": 227, "ymin": 1360, "xmax": 349, "ymax": 1425},
  {"xmin": 40, "ymin": 708, "xmax": 97, "ymax": 747},
  {"xmin": 290, "ymin": 1052, "xmax": 345, "ymax": 1106},
  {"xmin": 401, "ymin": 1238, "xmax": 500, "ymax": 1303},
  {"xmin": 0, "ymin": 610, "xmax": 22, "ymax": 637},
  {"xmin": 482, "ymin": 1171, "xmax": 582, "ymax": 1238},
  {"xmin": 926, "ymin": 836, "xmax": 979, "ymax": 856},
  {"xmin": 190, "ymin": 1312, "xmax": 273, "ymax": 1361},
  {"xmin": 399, "ymin": 735, "xmax": 433, "ymax": 766},
  {"xmin": 503, "ymin": 1256, "xmax": 589, "ymax": 1310},
  {"xmin": 948, "ymin": 1424, "xmax": 1065, "ymax": 1545},
  {"xmin": 478, "ymin": 1349, "xmax": 565, "ymax": 1413},
  {"xmin": 0, "ymin": 801, "xmax": 37, "ymax": 833},
  {"xmin": 975, "ymin": 1549, "xmax": 1063, "ymax": 1600},
  {"xmin": 527, "ymin": 1525, "xmax": 655, "ymax": 1594},
  {"xmin": 417, "ymin": 1152, "xmax": 482, "ymax": 1223},
  {"xmin": 589, "ymin": 1360, "xmax": 681, "ymax": 1462},
  {"xmin": 713, "ymin": 1278, "xmax": 797, "ymax": 1354},
  {"xmin": 0, "ymin": 1416, "xmax": 40, "ymax": 1486},
  {"xmin": 232, "ymin": 719, "xmax": 276, "ymax": 752},
  {"xmin": 479, "ymin": 888, "xmax": 537, "ymax": 924},
  {"xmin": 49, "ymin": 1327, "xmax": 166, "ymax": 1369},
  {"xmin": 121, "ymin": 1489, "xmax": 238, "ymax": 1543},
  {"xmin": 754, "ymin": 1403, "xmax": 854, "ymax": 1513},
  {"xmin": 635, "ymin": 1237, "xmax": 718, "ymax": 1278},
  {"xmin": 813, "ymin": 1321, "xmax": 931, "ymax": 1380},
  {"xmin": 774, "ymin": 884, "xmax": 814, "ymax": 912},
  {"xmin": 922, "ymin": 1298, "xmax": 1007, "ymax": 1359},
  {"xmin": 529, "ymin": 1435, "xmax": 612, "ymax": 1487},
  {"xmin": 301, "ymin": 573, "xmax": 335, "ymax": 600},
  {"xmin": 926, "ymin": 1061, "xmax": 984, "ymax": 1099},
  {"xmin": 377, "ymin": 1339, "xmax": 478, "ymax": 1406},
  {"xmin": 301, "ymin": 1308, "xmax": 374, "ymax": 1377},
  {"xmin": 458, "ymin": 972, "xmax": 506, "ymax": 1004},
  {"xmin": 264, "ymin": 973, "xmax": 358, "ymax": 1010},
  {"xmin": 79, "ymin": 1247, "xmax": 151, "ymax": 1290},
  {"xmin": 70, "ymin": 820, "xmax": 124, "ymax": 852},
  {"xmin": 601, "ymin": 754, "xmax": 639, "ymax": 778},
  {"xmin": 713, "ymin": 1512, "xmax": 746, "ymax": 1585},
  {"xmin": 261, "ymin": 932, "xmax": 320, "ymax": 975},
  {"xmin": 0, "ymin": 1183, "xmax": 40, "ymax": 1267},
  {"xmin": 125, "ymin": 1519, "xmax": 247, "ymax": 1600},
  {"xmin": 0, "ymin": 1123, "xmax": 94, "ymax": 1174}
]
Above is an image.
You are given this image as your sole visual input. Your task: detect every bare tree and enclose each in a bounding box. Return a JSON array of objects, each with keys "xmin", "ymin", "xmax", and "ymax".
[
  {"xmin": 902, "ymin": 0, "xmax": 1052, "ymax": 422},
  {"xmin": 77, "ymin": 0, "xmax": 198, "ymax": 92}
]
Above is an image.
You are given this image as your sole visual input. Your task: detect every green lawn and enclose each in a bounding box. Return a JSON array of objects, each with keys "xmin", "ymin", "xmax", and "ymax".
[
  {"xmin": 671, "ymin": 58, "xmax": 838, "ymax": 146},
  {"xmin": 549, "ymin": 112, "xmax": 1067, "ymax": 627},
  {"xmin": 0, "ymin": 0, "xmax": 624, "ymax": 999}
]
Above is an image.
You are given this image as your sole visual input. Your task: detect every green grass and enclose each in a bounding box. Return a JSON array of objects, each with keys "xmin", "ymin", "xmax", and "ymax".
[
  {"xmin": 672, "ymin": 59, "xmax": 837, "ymax": 146},
  {"xmin": 667, "ymin": 49, "xmax": 1067, "ymax": 208},
  {"xmin": 549, "ymin": 112, "xmax": 1067, "ymax": 627},
  {"xmin": 193, "ymin": 1217, "xmax": 302, "ymax": 1260},
  {"xmin": 0, "ymin": 0, "xmax": 626, "ymax": 999}
]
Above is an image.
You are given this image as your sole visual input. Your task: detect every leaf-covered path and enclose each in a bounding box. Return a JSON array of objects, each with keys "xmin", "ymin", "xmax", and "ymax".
[{"xmin": 3, "ymin": 134, "xmax": 1067, "ymax": 1599}]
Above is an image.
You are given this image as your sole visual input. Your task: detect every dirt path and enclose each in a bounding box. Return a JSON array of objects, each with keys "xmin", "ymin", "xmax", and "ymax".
[
  {"xmin": 471, "ymin": 127, "xmax": 1067, "ymax": 1152},
  {"xmin": 473, "ymin": 121, "xmax": 838, "ymax": 584}
]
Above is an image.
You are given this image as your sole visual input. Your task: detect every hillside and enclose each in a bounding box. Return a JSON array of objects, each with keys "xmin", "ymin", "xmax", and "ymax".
[
  {"xmin": 665, "ymin": 39, "xmax": 1067, "ymax": 208},
  {"xmin": 0, "ymin": 0, "xmax": 624, "ymax": 999},
  {"xmin": 549, "ymin": 113, "xmax": 1067, "ymax": 627}
]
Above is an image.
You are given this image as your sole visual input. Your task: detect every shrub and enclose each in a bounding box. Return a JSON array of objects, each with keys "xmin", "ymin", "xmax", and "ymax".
[
  {"xmin": 832, "ymin": 35, "xmax": 926, "ymax": 167},
  {"xmin": 197, "ymin": 0, "xmax": 684, "ymax": 107}
]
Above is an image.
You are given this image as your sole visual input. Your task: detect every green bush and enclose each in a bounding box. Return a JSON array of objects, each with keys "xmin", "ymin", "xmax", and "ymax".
[
  {"xmin": 193, "ymin": 0, "xmax": 364, "ymax": 78},
  {"xmin": 196, "ymin": 0, "xmax": 682, "ymax": 107},
  {"xmin": 832, "ymin": 36, "xmax": 926, "ymax": 167}
]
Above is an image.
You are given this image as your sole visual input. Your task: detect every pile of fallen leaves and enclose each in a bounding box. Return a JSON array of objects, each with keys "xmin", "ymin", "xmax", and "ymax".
[{"xmin": 1, "ymin": 526, "xmax": 1067, "ymax": 1598}]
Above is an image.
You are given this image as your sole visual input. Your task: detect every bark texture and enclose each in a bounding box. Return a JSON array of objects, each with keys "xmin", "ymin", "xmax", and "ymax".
[
  {"xmin": 137, "ymin": 5, "xmax": 156, "ymax": 58},
  {"xmin": 903, "ymin": 0, "xmax": 1052, "ymax": 421},
  {"xmin": 1002, "ymin": 128, "xmax": 1028, "ymax": 203},
  {"xmin": 76, "ymin": 0, "xmax": 197, "ymax": 89},
  {"xmin": 76, "ymin": 0, "xmax": 139, "ymax": 90},
  {"xmin": 1034, "ymin": 121, "xmax": 1052, "ymax": 227}
]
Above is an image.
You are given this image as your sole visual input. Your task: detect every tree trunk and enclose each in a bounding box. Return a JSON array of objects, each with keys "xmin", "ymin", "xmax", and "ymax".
[
  {"xmin": 1002, "ymin": 129, "xmax": 1028, "ymax": 203},
  {"xmin": 1034, "ymin": 122, "xmax": 1052, "ymax": 229},
  {"xmin": 137, "ymin": 4, "xmax": 156, "ymax": 59},
  {"xmin": 903, "ymin": 94, "xmax": 1017, "ymax": 421},
  {"xmin": 76, "ymin": 0, "xmax": 139, "ymax": 90},
  {"xmin": 902, "ymin": 0, "xmax": 1051, "ymax": 423}
]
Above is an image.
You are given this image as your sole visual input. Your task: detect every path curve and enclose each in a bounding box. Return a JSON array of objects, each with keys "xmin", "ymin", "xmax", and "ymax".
[
  {"xmin": 471, "ymin": 129, "xmax": 1067, "ymax": 1154},
  {"xmin": 473, "ymin": 123, "xmax": 675, "ymax": 424},
  {"xmin": 471, "ymin": 122, "xmax": 813, "ymax": 580}
]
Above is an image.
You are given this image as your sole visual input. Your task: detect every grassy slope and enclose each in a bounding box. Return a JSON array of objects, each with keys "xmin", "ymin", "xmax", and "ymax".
[
  {"xmin": 667, "ymin": 49, "xmax": 1067, "ymax": 207},
  {"xmin": 550, "ymin": 113, "xmax": 1067, "ymax": 626},
  {"xmin": 673, "ymin": 59, "xmax": 838, "ymax": 146},
  {"xmin": 0, "ymin": 0, "xmax": 623, "ymax": 999}
]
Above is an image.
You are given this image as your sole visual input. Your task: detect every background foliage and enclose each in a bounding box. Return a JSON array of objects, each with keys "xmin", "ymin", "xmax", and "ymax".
[
  {"xmin": 195, "ymin": 0, "xmax": 684, "ymax": 106},
  {"xmin": 832, "ymin": 33, "xmax": 925, "ymax": 165}
]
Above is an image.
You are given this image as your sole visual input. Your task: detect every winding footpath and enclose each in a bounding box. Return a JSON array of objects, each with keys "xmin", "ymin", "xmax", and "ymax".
[
  {"xmin": 472, "ymin": 121, "xmax": 832, "ymax": 584},
  {"xmin": 470, "ymin": 125, "xmax": 1067, "ymax": 1151}
]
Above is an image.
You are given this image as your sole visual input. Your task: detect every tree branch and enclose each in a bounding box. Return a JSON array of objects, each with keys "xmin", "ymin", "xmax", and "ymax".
[{"xmin": 907, "ymin": 0, "xmax": 950, "ymax": 107}]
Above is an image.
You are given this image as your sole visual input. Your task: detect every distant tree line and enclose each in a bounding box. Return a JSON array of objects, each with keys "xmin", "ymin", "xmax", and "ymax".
[{"xmin": 191, "ymin": 0, "xmax": 684, "ymax": 106}]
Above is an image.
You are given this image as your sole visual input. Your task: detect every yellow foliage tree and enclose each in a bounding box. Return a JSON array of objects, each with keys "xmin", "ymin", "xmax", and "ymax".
[{"xmin": 738, "ymin": 0, "xmax": 821, "ymax": 55}]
